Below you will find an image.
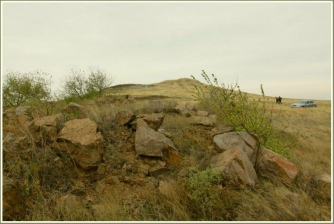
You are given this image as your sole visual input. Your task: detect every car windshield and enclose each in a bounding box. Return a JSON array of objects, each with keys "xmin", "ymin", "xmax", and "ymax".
[{"xmin": 298, "ymin": 100, "xmax": 308, "ymax": 104}]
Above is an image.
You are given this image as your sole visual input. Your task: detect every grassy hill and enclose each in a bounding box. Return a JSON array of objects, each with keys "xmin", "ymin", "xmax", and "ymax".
[
  {"xmin": 104, "ymin": 77, "xmax": 205, "ymax": 100},
  {"xmin": 2, "ymin": 77, "xmax": 332, "ymax": 221}
]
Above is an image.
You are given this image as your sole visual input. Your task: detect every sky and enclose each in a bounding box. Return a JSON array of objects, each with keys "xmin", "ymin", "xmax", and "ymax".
[{"xmin": 2, "ymin": 1, "xmax": 332, "ymax": 100}]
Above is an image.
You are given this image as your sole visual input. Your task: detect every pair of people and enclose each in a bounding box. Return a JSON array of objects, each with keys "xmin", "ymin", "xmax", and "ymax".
[{"xmin": 276, "ymin": 96, "xmax": 282, "ymax": 104}]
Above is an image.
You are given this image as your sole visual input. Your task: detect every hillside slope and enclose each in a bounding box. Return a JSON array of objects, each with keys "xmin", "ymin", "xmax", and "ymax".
[{"xmin": 104, "ymin": 78, "xmax": 206, "ymax": 100}]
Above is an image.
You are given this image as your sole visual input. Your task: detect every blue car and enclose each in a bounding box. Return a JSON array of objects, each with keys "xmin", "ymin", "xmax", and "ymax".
[{"xmin": 291, "ymin": 100, "xmax": 317, "ymax": 108}]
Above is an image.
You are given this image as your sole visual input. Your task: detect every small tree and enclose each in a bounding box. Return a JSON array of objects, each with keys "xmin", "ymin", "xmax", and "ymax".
[
  {"xmin": 86, "ymin": 66, "xmax": 114, "ymax": 97},
  {"xmin": 61, "ymin": 67, "xmax": 114, "ymax": 100},
  {"xmin": 61, "ymin": 68, "xmax": 88, "ymax": 100},
  {"xmin": 2, "ymin": 70, "xmax": 52, "ymax": 109}
]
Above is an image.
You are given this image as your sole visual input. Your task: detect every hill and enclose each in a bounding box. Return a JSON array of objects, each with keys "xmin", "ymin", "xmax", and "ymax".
[{"xmin": 104, "ymin": 78, "xmax": 206, "ymax": 100}]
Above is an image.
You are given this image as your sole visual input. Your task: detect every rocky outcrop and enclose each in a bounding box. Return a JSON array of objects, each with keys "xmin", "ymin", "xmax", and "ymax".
[
  {"xmin": 55, "ymin": 118, "xmax": 104, "ymax": 170},
  {"xmin": 256, "ymin": 147, "xmax": 299, "ymax": 186},
  {"xmin": 3, "ymin": 101, "xmax": 306, "ymax": 221}
]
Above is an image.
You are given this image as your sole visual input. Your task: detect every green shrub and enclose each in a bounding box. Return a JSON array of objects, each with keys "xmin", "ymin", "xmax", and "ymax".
[
  {"xmin": 3, "ymin": 70, "xmax": 52, "ymax": 109},
  {"xmin": 182, "ymin": 167, "xmax": 241, "ymax": 220},
  {"xmin": 192, "ymin": 70, "xmax": 294, "ymax": 157}
]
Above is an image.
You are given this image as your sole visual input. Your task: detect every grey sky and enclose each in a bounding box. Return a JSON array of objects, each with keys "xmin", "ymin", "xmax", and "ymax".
[{"xmin": 2, "ymin": 1, "xmax": 332, "ymax": 100}]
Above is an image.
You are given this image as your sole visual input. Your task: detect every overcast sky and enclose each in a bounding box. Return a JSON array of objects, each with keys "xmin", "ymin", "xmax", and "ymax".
[{"xmin": 2, "ymin": 1, "xmax": 332, "ymax": 100}]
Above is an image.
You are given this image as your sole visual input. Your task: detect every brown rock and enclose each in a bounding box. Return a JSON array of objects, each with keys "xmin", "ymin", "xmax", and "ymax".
[
  {"xmin": 211, "ymin": 125, "xmax": 234, "ymax": 137},
  {"xmin": 115, "ymin": 111, "xmax": 136, "ymax": 126},
  {"xmin": 28, "ymin": 114, "xmax": 64, "ymax": 144},
  {"xmin": 175, "ymin": 103, "xmax": 191, "ymax": 117},
  {"xmin": 210, "ymin": 146, "xmax": 258, "ymax": 188},
  {"xmin": 314, "ymin": 173, "xmax": 331, "ymax": 200},
  {"xmin": 185, "ymin": 102, "xmax": 196, "ymax": 111},
  {"xmin": 197, "ymin": 110, "xmax": 209, "ymax": 117},
  {"xmin": 191, "ymin": 116, "xmax": 215, "ymax": 127},
  {"xmin": 142, "ymin": 113, "xmax": 165, "ymax": 131},
  {"xmin": 149, "ymin": 160, "xmax": 168, "ymax": 176},
  {"xmin": 158, "ymin": 128, "xmax": 172, "ymax": 138},
  {"xmin": 213, "ymin": 131, "xmax": 258, "ymax": 166},
  {"xmin": 135, "ymin": 119, "xmax": 177, "ymax": 158},
  {"xmin": 256, "ymin": 147, "xmax": 299, "ymax": 186},
  {"xmin": 56, "ymin": 118, "xmax": 104, "ymax": 170}
]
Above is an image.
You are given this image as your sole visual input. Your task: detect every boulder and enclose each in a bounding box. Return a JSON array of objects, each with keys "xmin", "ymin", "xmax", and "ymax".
[
  {"xmin": 313, "ymin": 173, "xmax": 331, "ymax": 201},
  {"xmin": 210, "ymin": 146, "xmax": 258, "ymax": 188},
  {"xmin": 175, "ymin": 103, "xmax": 191, "ymax": 117},
  {"xmin": 191, "ymin": 116, "xmax": 215, "ymax": 127},
  {"xmin": 211, "ymin": 125, "xmax": 234, "ymax": 137},
  {"xmin": 3, "ymin": 132, "xmax": 23, "ymax": 149},
  {"xmin": 197, "ymin": 110, "xmax": 209, "ymax": 117},
  {"xmin": 115, "ymin": 111, "xmax": 136, "ymax": 126},
  {"xmin": 28, "ymin": 114, "xmax": 65, "ymax": 144},
  {"xmin": 56, "ymin": 118, "xmax": 104, "ymax": 170},
  {"xmin": 185, "ymin": 102, "xmax": 196, "ymax": 111},
  {"xmin": 213, "ymin": 131, "xmax": 258, "ymax": 166},
  {"xmin": 142, "ymin": 113, "xmax": 165, "ymax": 131},
  {"xmin": 135, "ymin": 119, "xmax": 177, "ymax": 158},
  {"xmin": 3, "ymin": 133, "xmax": 30, "ymax": 161},
  {"xmin": 158, "ymin": 128, "xmax": 172, "ymax": 138},
  {"xmin": 149, "ymin": 160, "xmax": 168, "ymax": 176},
  {"xmin": 256, "ymin": 147, "xmax": 299, "ymax": 186}
]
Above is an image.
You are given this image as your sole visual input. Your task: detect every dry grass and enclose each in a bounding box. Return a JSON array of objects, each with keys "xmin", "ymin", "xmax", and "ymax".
[{"xmin": 3, "ymin": 78, "xmax": 331, "ymax": 221}]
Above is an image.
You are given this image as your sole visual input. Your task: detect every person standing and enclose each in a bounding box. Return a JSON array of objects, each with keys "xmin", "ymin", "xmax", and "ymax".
[{"xmin": 278, "ymin": 96, "xmax": 282, "ymax": 104}]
